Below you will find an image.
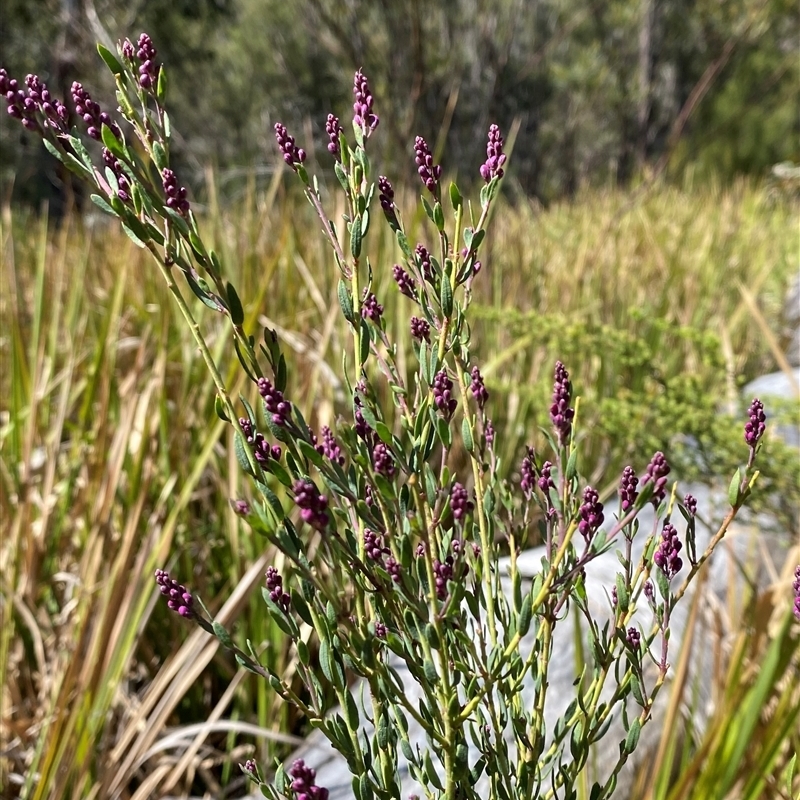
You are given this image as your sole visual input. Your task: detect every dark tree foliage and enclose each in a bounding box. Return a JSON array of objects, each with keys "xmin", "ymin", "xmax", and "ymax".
[{"xmin": 1, "ymin": 0, "xmax": 797, "ymax": 208}]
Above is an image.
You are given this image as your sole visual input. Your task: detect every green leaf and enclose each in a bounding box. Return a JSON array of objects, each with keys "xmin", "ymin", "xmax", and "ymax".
[
  {"xmin": 615, "ymin": 574, "xmax": 629, "ymax": 612},
  {"xmin": 728, "ymin": 467, "xmax": 743, "ymax": 507},
  {"xmin": 375, "ymin": 422, "xmax": 393, "ymax": 445},
  {"xmin": 101, "ymin": 123, "xmax": 125, "ymax": 158},
  {"xmin": 624, "ymin": 718, "xmax": 641, "ymax": 754},
  {"xmin": 226, "ymin": 282, "xmax": 244, "ymax": 325},
  {"xmin": 449, "ymin": 181, "xmax": 463, "ymax": 210},
  {"xmin": 214, "ymin": 395, "xmax": 230, "ymax": 422},
  {"xmin": 435, "ymin": 415, "xmax": 452, "ymax": 449},
  {"xmin": 121, "ymin": 222, "xmax": 147, "ymax": 248},
  {"xmin": 396, "ymin": 230, "xmax": 413, "ymax": 259},
  {"xmin": 359, "ymin": 318, "xmax": 370, "ymax": 367},
  {"xmin": 423, "ymin": 659, "xmax": 439, "ymax": 686},
  {"xmin": 156, "ymin": 65, "xmax": 168, "ymax": 103},
  {"xmin": 350, "ymin": 215, "xmax": 362, "ymax": 258},
  {"xmin": 338, "ymin": 279, "xmax": 354, "ymax": 324},
  {"xmin": 89, "ymin": 193, "xmax": 117, "ymax": 216},
  {"xmin": 440, "ymin": 275, "xmax": 453, "ymax": 316},
  {"xmin": 97, "ymin": 43, "xmax": 124, "ymax": 75},
  {"xmin": 345, "ymin": 690, "xmax": 359, "ymax": 730},
  {"xmin": 518, "ymin": 593, "xmax": 533, "ymax": 636},
  {"xmin": 43, "ymin": 138, "xmax": 93, "ymax": 179},
  {"xmin": 234, "ymin": 432, "xmax": 254, "ymax": 476},
  {"xmin": 565, "ymin": 449, "xmax": 578, "ymax": 480},
  {"xmin": 461, "ymin": 417, "xmax": 474, "ymax": 453},
  {"xmin": 432, "ymin": 201, "xmax": 445, "ymax": 232},
  {"xmin": 212, "ymin": 620, "xmax": 233, "ymax": 650},
  {"xmin": 152, "ymin": 141, "xmax": 168, "ymax": 172},
  {"xmin": 421, "ymin": 196, "xmax": 435, "ymax": 223}
]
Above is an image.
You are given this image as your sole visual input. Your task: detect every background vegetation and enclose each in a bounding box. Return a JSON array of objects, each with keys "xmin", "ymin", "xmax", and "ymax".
[{"xmin": 1, "ymin": 1, "xmax": 798, "ymax": 798}]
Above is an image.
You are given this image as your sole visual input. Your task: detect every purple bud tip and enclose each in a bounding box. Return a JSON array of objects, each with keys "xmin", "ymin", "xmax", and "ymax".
[
  {"xmin": 744, "ymin": 397, "xmax": 766, "ymax": 449},
  {"xmin": 793, "ymin": 565, "xmax": 800, "ymax": 620},
  {"xmin": 413, "ymin": 135, "xmax": 442, "ymax": 196},
  {"xmin": 450, "ymin": 482, "xmax": 474, "ymax": 521},
  {"xmin": 154, "ymin": 568, "xmax": 195, "ymax": 618},
  {"xmin": 353, "ymin": 68, "xmax": 379, "ymax": 136},
  {"xmin": 480, "ymin": 123, "xmax": 507, "ymax": 183},
  {"xmin": 549, "ymin": 361, "xmax": 574, "ymax": 447},
  {"xmin": 292, "ymin": 479, "xmax": 329, "ymax": 531},
  {"xmin": 274, "ymin": 122, "xmax": 306, "ymax": 172},
  {"xmin": 654, "ymin": 522, "xmax": 683, "ymax": 580},
  {"xmin": 432, "ymin": 369, "xmax": 457, "ymax": 418}
]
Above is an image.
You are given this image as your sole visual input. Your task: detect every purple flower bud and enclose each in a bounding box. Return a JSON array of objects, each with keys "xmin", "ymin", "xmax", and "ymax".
[
  {"xmin": 433, "ymin": 557, "xmax": 454, "ymax": 599},
  {"xmin": 626, "ymin": 626, "xmax": 641, "ymax": 650},
  {"xmin": 578, "ymin": 486, "xmax": 605, "ymax": 543},
  {"xmin": 161, "ymin": 168, "xmax": 191, "ymax": 216},
  {"xmin": 393, "ymin": 264, "xmax": 417, "ymax": 299},
  {"xmin": 325, "ymin": 113, "xmax": 343, "ymax": 158},
  {"xmin": 410, "ymin": 316, "xmax": 430, "ymax": 342},
  {"xmin": 619, "ymin": 466, "xmax": 639, "ymax": 512},
  {"xmin": 378, "ymin": 175, "xmax": 399, "ymax": 229},
  {"xmin": 414, "ymin": 135, "xmax": 442, "ymax": 196},
  {"xmin": 232, "ymin": 499, "xmax": 250, "ymax": 516},
  {"xmin": 239, "ymin": 417, "xmax": 276, "ymax": 466},
  {"xmin": 642, "ymin": 451, "xmax": 670, "ymax": 507},
  {"xmin": 793, "ymin": 565, "xmax": 800, "ymax": 621},
  {"xmin": 450, "ymin": 482, "xmax": 473, "ymax": 521},
  {"xmin": 372, "ymin": 442, "xmax": 396, "ymax": 477},
  {"xmin": 744, "ymin": 397, "xmax": 766, "ymax": 449},
  {"xmin": 102, "ymin": 147, "xmax": 132, "ymax": 204},
  {"xmin": 363, "ymin": 529, "xmax": 388, "ymax": 564},
  {"xmin": 480, "ymin": 124, "xmax": 507, "ymax": 183},
  {"xmin": 550, "ymin": 361, "xmax": 574, "ymax": 447},
  {"xmin": 121, "ymin": 39, "xmax": 135, "ymax": 61},
  {"xmin": 71, "ymin": 81, "xmax": 120, "ymax": 140},
  {"xmin": 469, "ymin": 365, "xmax": 488, "ymax": 409},
  {"xmin": 644, "ymin": 579, "xmax": 655, "ymax": 604},
  {"xmin": 374, "ymin": 621, "xmax": 387, "ymax": 639},
  {"xmin": 654, "ymin": 522, "xmax": 683, "ymax": 580},
  {"xmin": 289, "ymin": 759, "xmax": 329, "ymax": 800},
  {"xmin": 684, "ymin": 493, "xmax": 697, "ymax": 517},
  {"xmin": 274, "ymin": 122, "xmax": 306, "ymax": 171},
  {"xmin": 538, "ymin": 460, "xmax": 554, "ymax": 494},
  {"xmin": 385, "ymin": 556, "xmax": 401, "ymax": 583},
  {"xmin": 414, "ymin": 243, "xmax": 434, "ymax": 284},
  {"xmin": 611, "ymin": 586, "xmax": 618, "ymax": 606},
  {"xmin": 353, "ymin": 69, "xmax": 378, "ymax": 135},
  {"xmin": 265, "ymin": 566, "xmax": 291, "ymax": 612},
  {"xmin": 258, "ymin": 377, "xmax": 291, "ymax": 426},
  {"xmin": 154, "ymin": 568, "xmax": 195, "ymax": 618},
  {"xmin": 315, "ymin": 425, "xmax": 345, "ymax": 466},
  {"xmin": 293, "ymin": 479, "xmax": 329, "ymax": 531},
  {"xmin": 520, "ymin": 447, "xmax": 536, "ymax": 498},
  {"xmin": 135, "ymin": 33, "xmax": 160, "ymax": 90},
  {"xmin": 484, "ymin": 419, "xmax": 495, "ymax": 447},
  {"xmin": 361, "ymin": 290, "xmax": 383, "ymax": 322},
  {"xmin": 432, "ymin": 369, "xmax": 457, "ymax": 418}
]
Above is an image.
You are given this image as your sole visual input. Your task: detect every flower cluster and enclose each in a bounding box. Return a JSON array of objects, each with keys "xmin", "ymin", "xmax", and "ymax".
[
  {"xmin": 433, "ymin": 557, "xmax": 454, "ymax": 600},
  {"xmin": 72, "ymin": 81, "xmax": 120, "ymax": 140},
  {"xmin": 410, "ymin": 316, "xmax": 430, "ymax": 342},
  {"xmin": 265, "ymin": 566, "xmax": 291, "ymax": 613},
  {"xmin": 372, "ymin": 443, "xmax": 396, "ymax": 477},
  {"xmin": 619, "ymin": 466, "xmax": 639, "ymax": 512},
  {"xmin": 415, "ymin": 243, "xmax": 434, "ymax": 283},
  {"xmin": 470, "ymin": 365, "xmax": 489, "ymax": 409},
  {"xmin": 274, "ymin": 123, "xmax": 306, "ymax": 171},
  {"xmin": 325, "ymin": 113, "xmax": 343, "ymax": 158},
  {"xmin": 134, "ymin": 33, "xmax": 160, "ymax": 90},
  {"xmin": 744, "ymin": 397, "xmax": 766, "ymax": 449},
  {"xmin": 289, "ymin": 759, "xmax": 329, "ymax": 800},
  {"xmin": 550, "ymin": 361, "xmax": 574, "ymax": 447},
  {"xmin": 361, "ymin": 291, "xmax": 383, "ymax": 322},
  {"xmin": 24, "ymin": 74, "xmax": 68, "ymax": 132},
  {"xmin": 258, "ymin": 377, "xmax": 291, "ymax": 426},
  {"xmin": 433, "ymin": 369, "xmax": 457, "ymax": 418},
  {"xmin": 154, "ymin": 569, "xmax": 195, "ymax": 618},
  {"xmin": 684, "ymin": 493, "xmax": 697, "ymax": 517},
  {"xmin": 538, "ymin": 460, "xmax": 554, "ymax": 493},
  {"xmin": 103, "ymin": 148, "xmax": 131, "ymax": 203},
  {"xmin": 642, "ymin": 451, "xmax": 670, "ymax": 506},
  {"xmin": 239, "ymin": 417, "xmax": 281, "ymax": 466},
  {"xmin": 393, "ymin": 264, "xmax": 417, "ymax": 299},
  {"xmin": 353, "ymin": 68, "xmax": 378, "ymax": 135},
  {"xmin": 654, "ymin": 523, "xmax": 683, "ymax": 580},
  {"xmin": 1, "ymin": 69, "xmax": 36, "ymax": 130},
  {"xmin": 520, "ymin": 447, "xmax": 536, "ymax": 497},
  {"xmin": 414, "ymin": 135, "xmax": 442, "ymax": 196},
  {"xmin": 378, "ymin": 175, "xmax": 399, "ymax": 227},
  {"xmin": 625, "ymin": 627, "xmax": 641, "ymax": 650},
  {"xmin": 293, "ymin": 479, "xmax": 329, "ymax": 530},
  {"xmin": 578, "ymin": 486, "xmax": 604, "ymax": 543},
  {"xmin": 315, "ymin": 426, "xmax": 345, "ymax": 466},
  {"xmin": 364, "ymin": 529, "xmax": 389, "ymax": 564},
  {"xmin": 450, "ymin": 482, "xmax": 473, "ymax": 521},
  {"xmin": 385, "ymin": 556, "xmax": 402, "ymax": 583},
  {"xmin": 161, "ymin": 168, "xmax": 190, "ymax": 216},
  {"xmin": 480, "ymin": 124, "xmax": 506, "ymax": 182},
  {"xmin": 232, "ymin": 499, "xmax": 250, "ymax": 516}
]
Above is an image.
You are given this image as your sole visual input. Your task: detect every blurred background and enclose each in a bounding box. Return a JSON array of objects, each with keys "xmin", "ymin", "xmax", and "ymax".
[
  {"xmin": 1, "ymin": 0, "xmax": 798, "ymax": 207},
  {"xmin": 1, "ymin": 2, "xmax": 799, "ymax": 799}
]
